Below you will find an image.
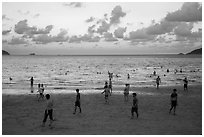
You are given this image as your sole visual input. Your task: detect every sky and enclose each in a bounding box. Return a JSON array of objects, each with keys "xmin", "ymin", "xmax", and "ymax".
[{"xmin": 2, "ymin": 2, "xmax": 202, "ymax": 55}]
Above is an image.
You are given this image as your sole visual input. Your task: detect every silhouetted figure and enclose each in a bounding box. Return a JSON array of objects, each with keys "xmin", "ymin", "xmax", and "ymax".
[
  {"xmin": 183, "ymin": 77, "xmax": 188, "ymax": 91},
  {"xmin": 131, "ymin": 93, "xmax": 139, "ymax": 119},
  {"xmin": 42, "ymin": 94, "xmax": 54, "ymax": 127},
  {"xmin": 153, "ymin": 71, "xmax": 156, "ymax": 76},
  {"xmin": 9, "ymin": 77, "xmax": 12, "ymax": 81},
  {"xmin": 180, "ymin": 68, "xmax": 182, "ymax": 73},
  {"xmin": 73, "ymin": 89, "xmax": 82, "ymax": 114},
  {"xmin": 167, "ymin": 69, "xmax": 169, "ymax": 73},
  {"xmin": 169, "ymin": 89, "xmax": 178, "ymax": 115},
  {"xmin": 104, "ymin": 81, "xmax": 108, "ymax": 89},
  {"xmin": 38, "ymin": 84, "xmax": 44, "ymax": 101},
  {"xmin": 30, "ymin": 77, "xmax": 34, "ymax": 93},
  {"xmin": 156, "ymin": 76, "xmax": 161, "ymax": 89},
  {"xmin": 124, "ymin": 84, "xmax": 130, "ymax": 102},
  {"xmin": 101, "ymin": 86, "xmax": 111, "ymax": 104},
  {"xmin": 127, "ymin": 73, "xmax": 130, "ymax": 79},
  {"xmin": 108, "ymin": 71, "xmax": 113, "ymax": 94}
]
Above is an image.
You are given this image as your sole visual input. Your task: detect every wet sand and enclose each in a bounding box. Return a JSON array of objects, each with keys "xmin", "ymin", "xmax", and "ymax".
[{"xmin": 2, "ymin": 85, "xmax": 202, "ymax": 135}]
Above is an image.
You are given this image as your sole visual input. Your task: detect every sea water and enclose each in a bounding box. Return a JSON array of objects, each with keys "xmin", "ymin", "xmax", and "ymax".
[{"xmin": 2, "ymin": 55, "xmax": 202, "ymax": 94}]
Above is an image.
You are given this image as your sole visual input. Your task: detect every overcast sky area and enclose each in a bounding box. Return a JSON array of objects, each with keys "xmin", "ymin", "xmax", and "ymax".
[{"xmin": 2, "ymin": 2, "xmax": 202, "ymax": 55}]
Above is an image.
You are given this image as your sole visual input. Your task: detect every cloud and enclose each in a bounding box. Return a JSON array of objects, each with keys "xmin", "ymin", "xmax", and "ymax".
[
  {"xmin": 2, "ymin": 39, "xmax": 7, "ymax": 44},
  {"xmin": 69, "ymin": 35, "xmax": 81, "ymax": 43},
  {"xmin": 146, "ymin": 20, "xmax": 179, "ymax": 35},
  {"xmin": 32, "ymin": 29, "xmax": 69, "ymax": 44},
  {"xmin": 88, "ymin": 25, "xmax": 96, "ymax": 34},
  {"xmin": 114, "ymin": 27, "xmax": 127, "ymax": 38},
  {"xmin": 2, "ymin": 15, "xmax": 11, "ymax": 20},
  {"xmin": 128, "ymin": 28, "xmax": 155, "ymax": 41},
  {"xmin": 85, "ymin": 17, "xmax": 95, "ymax": 23},
  {"xmin": 165, "ymin": 2, "xmax": 202, "ymax": 22},
  {"xmin": 104, "ymin": 32, "xmax": 118, "ymax": 42},
  {"xmin": 2, "ymin": 29, "xmax": 11, "ymax": 35},
  {"xmin": 80, "ymin": 34, "xmax": 100, "ymax": 42},
  {"xmin": 14, "ymin": 20, "xmax": 53, "ymax": 37},
  {"xmin": 110, "ymin": 5, "xmax": 126, "ymax": 25},
  {"xmin": 17, "ymin": 10, "xmax": 30, "ymax": 15},
  {"xmin": 96, "ymin": 20, "xmax": 110, "ymax": 34},
  {"xmin": 63, "ymin": 2, "xmax": 82, "ymax": 8},
  {"xmin": 33, "ymin": 13, "xmax": 40, "ymax": 18},
  {"xmin": 8, "ymin": 37, "xmax": 28, "ymax": 45}
]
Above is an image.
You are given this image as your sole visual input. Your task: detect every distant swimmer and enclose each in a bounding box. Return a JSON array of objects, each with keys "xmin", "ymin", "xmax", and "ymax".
[
  {"xmin": 180, "ymin": 68, "xmax": 183, "ymax": 73},
  {"xmin": 9, "ymin": 77, "xmax": 12, "ymax": 81},
  {"xmin": 174, "ymin": 69, "xmax": 178, "ymax": 74},
  {"xmin": 73, "ymin": 89, "xmax": 82, "ymax": 114},
  {"xmin": 127, "ymin": 73, "xmax": 130, "ymax": 79},
  {"xmin": 104, "ymin": 81, "xmax": 108, "ymax": 89},
  {"xmin": 124, "ymin": 84, "xmax": 130, "ymax": 102},
  {"xmin": 101, "ymin": 86, "xmax": 111, "ymax": 104},
  {"xmin": 167, "ymin": 69, "xmax": 169, "ymax": 73},
  {"xmin": 169, "ymin": 89, "xmax": 178, "ymax": 115},
  {"xmin": 183, "ymin": 77, "xmax": 188, "ymax": 91},
  {"xmin": 153, "ymin": 71, "xmax": 156, "ymax": 76},
  {"xmin": 156, "ymin": 76, "xmax": 161, "ymax": 89},
  {"xmin": 131, "ymin": 93, "xmax": 139, "ymax": 119}
]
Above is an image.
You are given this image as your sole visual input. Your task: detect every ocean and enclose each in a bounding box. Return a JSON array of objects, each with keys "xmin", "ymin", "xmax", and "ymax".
[{"xmin": 2, "ymin": 55, "xmax": 202, "ymax": 94}]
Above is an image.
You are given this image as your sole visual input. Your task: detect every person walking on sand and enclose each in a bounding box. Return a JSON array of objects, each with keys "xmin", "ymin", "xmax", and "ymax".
[
  {"xmin": 73, "ymin": 89, "xmax": 82, "ymax": 114},
  {"xmin": 42, "ymin": 94, "xmax": 54, "ymax": 127},
  {"xmin": 131, "ymin": 93, "xmax": 139, "ymax": 119},
  {"xmin": 183, "ymin": 77, "xmax": 188, "ymax": 91},
  {"xmin": 30, "ymin": 77, "xmax": 34, "ymax": 93},
  {"xmin": 101, "ymin": 85, "xmax": 111, "ymax": 104},
  {"xmin": 124, "ymin": 84, "xmax": 130, "ymax": 102},
  {"xmin": 156, "ymin": 76, "xmax": 161, "ymax": 89},
  {"xmin": 169, "ymin": 89, "xmax": 178, "ymax": 115}
]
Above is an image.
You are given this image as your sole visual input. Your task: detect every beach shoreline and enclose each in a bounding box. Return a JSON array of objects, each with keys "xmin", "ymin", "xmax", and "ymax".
[{"xmin": 2, "ymin": 85, "xmax": 202, "ymax": 135}]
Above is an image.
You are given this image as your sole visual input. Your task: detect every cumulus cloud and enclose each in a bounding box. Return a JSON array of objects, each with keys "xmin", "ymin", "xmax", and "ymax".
[
  {"xmin": 80, "ymin": 34, "xmax": 100, "ymax": 42},
  {"xmin": 104, "ymin": 32, "xmax": 118, "ymax": 42},
  {"xmin": 2, "ymin": 29, "xmax": 11, "ymax": 35},
  {"xmin": 8, "ymin": 37, "xmax": 28, "ymax": 45},
  {"xmin": 17, "ymin": 10, "xmax": 30, "ymax": 15},
  {"xmin": 2, "ymin": 15, "xmax": 11, "ymax": 20},
  {"xmin": 63, "ymin": 2, "xmax": 82, "ymax": 8},
  {"xmin": 110, "ymin": 5, "xmax": 126, "ymax": 25},
  {"xmin": 32, "ymin": 29, "xmax": 69, "ymax": 44},
  {"xmin": 128, "ymin": 28, "xmax": 155, "ymax": 41},
  {"xmin": 114, "ymin": 27, "xmax": 126, "ymax": 38},
  {"xmin": 85, "ymin": 17, "xmax": 95, "ymax": 23},
  {"xmin": 88, "ymin": 25, "xmax": 96, "ymax": 34},
  {"xmin": 146, "ymin": 20, "xmax": 179, "ymax": 35},
  {"xmin": 69, "ymin": 35, "xmax": 81, "ymax": 43},
  {"xmin": 96, "ymin": 20, "xmax": 110, "ymax": 34},
  {"xmin": 14, "ymin": 20, "xmax": 53, "ymax": 37},
  {"xmin": 165, "ymin": 2, "xmax": 202, "ymax": 22}
]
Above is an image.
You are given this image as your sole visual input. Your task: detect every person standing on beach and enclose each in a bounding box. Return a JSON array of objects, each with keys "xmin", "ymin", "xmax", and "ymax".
[
  {"xmin": 73, "ymin": 89, "xmax": 82, "ymax": 114},
  {"xmin": 38, "ymin": 84, "xmax": 44, "ymax": 101},
  {"xmin": 101, "ymin": 85, "xmax": 111, "ymax": 104},
  {"xmin": 183, "ymin": 77, "xmax": 188, "ymax": 91},
  {"xmin": 124, "ymin": 84, "xmax": 130, "ymax": 102},
  {"xmin": 169, "ymin": 89, "xmax": 178, "ymax": 115},
  {"xmin": 108, "ymin": 71, "xmax": 113, "ymax": 94},
  {"xmin": 156, "ymin": 76, "xmax": 161, "ymax": 89},
  {"xmin": 42, "ymin": 94, "xmax": 54, "ymax": 127},
  {"xmin": 127, "ymin": 73, "xmax": 130, "ymax": 79},
  {"xmin": 153, "ymin": 71, "xmax": 156, "ymax": 76},
  {"xmin": 30, "ymin": 77, "xmax": 34, "ymax": 93},
  {"xmin": 131, "ymin": 93, "xmax": 139, "ymax": 119}
]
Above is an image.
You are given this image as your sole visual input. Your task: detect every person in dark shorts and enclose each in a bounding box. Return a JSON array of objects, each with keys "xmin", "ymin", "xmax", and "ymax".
[
  {"xmin": 183, "ymin": 77, "xmax": 188, "ymax": 91},
  {"xmin": 156, "ymin": 76, "xmax": 161, "ymax": 89},
  {"xmin": 30, "ymin": 77, "xmax": 34, "ymax": 93},
  {"xmin": 124, "ymin": 84, "xmax": 130, "ymax": 102},
  {"xmin": 169, "ymin": 89, "xmax": 178, "ymax": 115},
  {"xmin": 131, "ymin": 93, "xmax": 139, "ymax": 119},
  {"xmin": 42, "ymin": 94, "xmax": 54, "ymax": 127},
  {"xmin": 101, "ymin": 86, "xmax": 111, "ymax": 103},
  {"xmin": 73, "ymin": 89, "xmax": 82, "ymax": 114}
]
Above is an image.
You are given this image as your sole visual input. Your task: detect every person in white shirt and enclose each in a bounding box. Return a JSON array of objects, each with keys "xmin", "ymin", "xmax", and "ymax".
[{"xmin": 42, "ymin": 94, "xmax": 54, "ymax": 127}]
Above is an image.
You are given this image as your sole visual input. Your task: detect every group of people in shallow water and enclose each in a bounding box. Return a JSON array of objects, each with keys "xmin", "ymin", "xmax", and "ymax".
[{"xmin": 27, "ymin": 69, "xmax": 188, "ymax": 128}]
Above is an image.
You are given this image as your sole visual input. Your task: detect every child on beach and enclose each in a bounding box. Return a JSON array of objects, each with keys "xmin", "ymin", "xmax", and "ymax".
[
  {"xmin": 42, "ymin": 94, "xmax": 54, "ymax": 127},
  {"xmin": 169, "ymin": 89, "xmax": 178, "ymax": 115},
  {"xmin": 131, "ymin": 93, "xmax": 139, "ymax": 119},
  {"xmin": 156, "ymin": 76, "xmax": 161, "ymax": 89},
  {"xmin": 183, "ymin": 77, "xmax": 188, "ymax": 91},
  {"xmin": 101, "ymin": 85, "xmax": 111, "ymax": 103},
  {"xmin": 124, "ymin": 84, "xmax": 130, "ymax": 102},
  {"xmin": 73, "ymin": 89, "xmax": 82, "ymax": 114}
]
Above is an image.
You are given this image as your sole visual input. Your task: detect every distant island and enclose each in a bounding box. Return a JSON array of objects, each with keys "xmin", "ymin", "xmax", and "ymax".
[
  {"xmin": 2, "ymin": 50, "xmax": 10, "ymax": 55},
  {"xmin": 29, "ymin": 53, "xmax": 36, "ymax": 55},
  {"xmin": 186, "ymin": 48, "xmax": 202, "ymax": 55}
]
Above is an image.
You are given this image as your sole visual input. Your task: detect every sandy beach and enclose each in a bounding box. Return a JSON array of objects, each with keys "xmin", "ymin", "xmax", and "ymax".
[{"xmin": 2, "ymin": 85, "xmax": 202, "ymax": 135}]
